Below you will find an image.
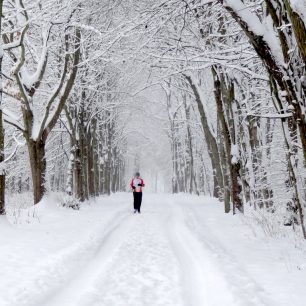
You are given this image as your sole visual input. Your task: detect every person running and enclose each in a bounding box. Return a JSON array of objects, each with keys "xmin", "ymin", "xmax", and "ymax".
[{"xmin": 130, "ymin": 172, "xmax": 145, "ymax": 213}]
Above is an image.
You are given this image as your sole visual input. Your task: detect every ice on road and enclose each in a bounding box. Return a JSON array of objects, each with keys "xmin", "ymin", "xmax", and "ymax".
[{"xmin": 0, "ymin": 193, "xmax": 305, "ymax": 306}]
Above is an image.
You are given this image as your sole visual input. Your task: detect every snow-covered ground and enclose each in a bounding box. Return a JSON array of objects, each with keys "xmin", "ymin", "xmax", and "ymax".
[{"xmin": 1, "ymin": 193, "xmax": 306, "ymax": 306}]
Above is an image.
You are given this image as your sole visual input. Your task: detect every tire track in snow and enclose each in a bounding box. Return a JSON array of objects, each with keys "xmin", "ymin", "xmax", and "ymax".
[
  {"xmin": 10, "ymin": 205, "xmax": 131, "ymax": 306},
  {"xmin": 42, "ymin": 210, "xmax": 135, "ymax": 306},
  {"xmin": 75, "ymin": 201, "xmax": 184, "ymax": 306},
  {"xmin": 179, "ymin": 203, "xmax": 278, "ymax": 306},
  {"xmin": 166, "ymin": 200, "xmax": 238, "ymax": 306}
]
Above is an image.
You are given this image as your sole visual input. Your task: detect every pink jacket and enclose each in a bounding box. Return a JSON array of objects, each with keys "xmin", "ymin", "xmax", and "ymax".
[{"xmin": 130, "ymin": 178, "xmax": 145, "ymax": 192}]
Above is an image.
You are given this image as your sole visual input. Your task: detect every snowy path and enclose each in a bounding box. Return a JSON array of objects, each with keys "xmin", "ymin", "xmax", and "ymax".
[
  {"xmin": 1, "ymin": 193, "xmax": 306, "ymax": 306},
  {"xmin": 45, "ymin": 195, "xmax": 184, "ymax": 306}
]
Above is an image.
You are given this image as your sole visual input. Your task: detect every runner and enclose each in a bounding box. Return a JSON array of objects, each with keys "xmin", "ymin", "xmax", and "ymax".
[{"xmin": 130, "ymin": 172, "xmax": 145, "ymax": 213}]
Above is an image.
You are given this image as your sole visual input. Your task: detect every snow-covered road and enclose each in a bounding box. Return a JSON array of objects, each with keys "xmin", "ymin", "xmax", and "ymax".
[{"xmin": 1, "ymin": 193, "xmax": 306, "ymax": 306}]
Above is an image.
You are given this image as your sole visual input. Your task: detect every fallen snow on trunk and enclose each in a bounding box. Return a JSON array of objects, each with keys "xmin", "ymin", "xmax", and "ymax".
[{"xmin": 0, "ymin": 193, "xmax": 306, "ymax": 306}]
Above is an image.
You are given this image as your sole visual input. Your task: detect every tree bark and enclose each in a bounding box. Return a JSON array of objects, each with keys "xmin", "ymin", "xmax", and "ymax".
[
  {"xmin": 212, "ymin": 66, "xmax": 243, "ymax": 213},
  {"xmin": 283, "ymin": 0, "xmax": 306, "ymax": 63},
  {"xmin": 87, "ymin": 128, "xmax": 95, "ymax": 197},
  {"xmin": 218, "ymin": 119, "xmax": 231, "ymax": 213},
  {"xmin": 93, "ymin": 126, "xmax": 100, "ymax": 197},
  {"xmin": 74, "ymin": 140, "xmax": 84, "ymax": 201},
  {"xmin": 183, "ymin": 94, "xmax": 197, "ymax": 194},
  {"xmin": 0, "ymin": 0, "xmax": 5, "ymax": 215},
  {"xmin": 105, "ymin": 113, "xmax": 112, "ymax": 196},
  {"xmin": 27, "ymin": 139, "xmax": 46, "ymax": 204},
  {"xmin": 185, "ymin": 74, "xmax": 224, "ymax": 199}
]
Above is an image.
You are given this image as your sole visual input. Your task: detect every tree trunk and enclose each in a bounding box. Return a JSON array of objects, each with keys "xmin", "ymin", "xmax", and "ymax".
[
  {"xmin": 74, "ymin": 140, "xmax": 84, "ymax": 201},
  {"xmin": 0, "ymin": 0, "xmax": 5, "ymax": 215},
  {"xmin": 0, "ymin": 89, "xmax": 5, "ymax": 215},
  {"xmin": 79, "ymin": 106, "xmax": 89, "ymax": 200},
  {"xmin": 183, "ymin": 94, "xmax": 197, "ymax": 194},
  {"xmin": 27, "ymin": 139, "xmax": 46, "ymax": 204},
  {"xmin": 218, "ymin": 119, "xmax": 231, "ymax": 213},
  {"xmin": 247, "ymin": 116, "xmax": 273, "ymax": 208},
  {"xmin": 212, "ymin": 66, "xmax": 243, "ymax": 214},
  {"xmin": 111, "ymin": 148, "xmax": 118, "ymax": 193},
  {"xmin": 66, "ymin": 146, "xmax": 73, "ymax": 196},
  {"xmin": 93, "ymin": 135, "xmax": 100, "ymax": 197},
  {"xmin": 87, "ymin": 129, "xmax": 95, "ymax": 198},
  {"xmin": 185, "ymin": 74, "xmax": 224, "ymax": 199},
  {"xmin": 18, "ymin": 176, "xmax": 22, "ymax": 193}
]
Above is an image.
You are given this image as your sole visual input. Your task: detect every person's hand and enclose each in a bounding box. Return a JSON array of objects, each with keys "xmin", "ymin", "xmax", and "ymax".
[
  {"xmin": 138, "ymin": 183, "xmax": 142, "ymax": 186},
  {"xmin": 132, "ymin": 186, "xmax": 136, "ymax": 189}
]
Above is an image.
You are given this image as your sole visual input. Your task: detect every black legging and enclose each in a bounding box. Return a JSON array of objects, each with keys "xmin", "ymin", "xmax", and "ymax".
[{"xmin": 133, "ymin": 192, "xmax": 142, "ymax": 212}]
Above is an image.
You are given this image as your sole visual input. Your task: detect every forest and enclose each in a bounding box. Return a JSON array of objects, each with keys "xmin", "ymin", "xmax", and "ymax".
[
  {"xmin": 1, "ymin": 0, "xmax": 306, "ymax": 235},
  {"xmin": 0, "ymin": 1, "xmax": 306, "ymax": 305}
]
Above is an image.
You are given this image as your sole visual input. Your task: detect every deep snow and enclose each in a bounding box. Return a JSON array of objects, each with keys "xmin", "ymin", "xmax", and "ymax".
[{"xmin": 1, "ymin": 193, "xmax": 306, "ymax": 306}]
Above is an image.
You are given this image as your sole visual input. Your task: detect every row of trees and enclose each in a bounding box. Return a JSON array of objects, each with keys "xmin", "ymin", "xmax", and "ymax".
[
  {"xmin": 0, "ymin": 0, "xmax": 130, "ymax": 210},
  {"xmin": 137, "ymin": 0, "xmax": 306, "ymax": 237}
]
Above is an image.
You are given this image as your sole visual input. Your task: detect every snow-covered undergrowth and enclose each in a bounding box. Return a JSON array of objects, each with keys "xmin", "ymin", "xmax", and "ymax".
[
  {"xmin": 243, "ymin": 202, "xmax": 304, "ymax": 238},
  {"xmin": 5, "ymin": 192, "xmax": 36, "ymax": 224},
  {"xmin": 242, "ymin": 202, "xmax": 306, "ymax": 265},
  {"xmin": 5, "ymin": 192, "xmax": 75, "ymax": 224},
  {"xmin": 1, "ymin": 193, "xmax": 306, "ymax": 306}
]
